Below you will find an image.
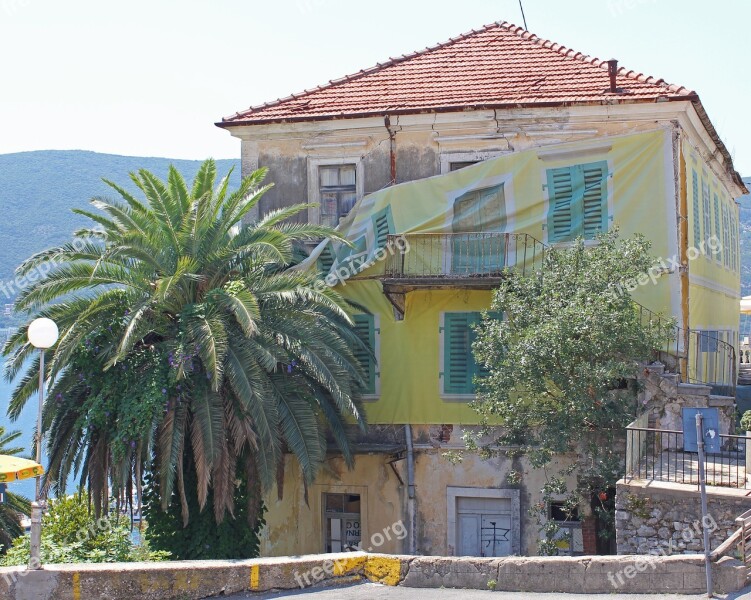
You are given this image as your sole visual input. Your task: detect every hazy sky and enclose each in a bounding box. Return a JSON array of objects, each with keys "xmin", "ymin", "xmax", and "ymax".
[{"xmin": 1, "ymin": 0, "xmax": 749, "ymax": 174}]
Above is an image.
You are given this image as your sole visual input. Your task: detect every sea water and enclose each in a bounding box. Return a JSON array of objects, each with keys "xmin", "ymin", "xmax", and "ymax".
[{"xmin": 1, "ymin": 360, "xmax": 55, "ymax": 500}]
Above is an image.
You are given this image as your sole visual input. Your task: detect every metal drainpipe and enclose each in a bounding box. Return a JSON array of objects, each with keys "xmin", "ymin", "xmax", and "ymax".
[
  {"xmin": 404, "ymin": 424, "xmax": 416, "ymax": 554},
  {"xmin": 385, "ymin": 115, "xmax": 397, "ymax": 185}
]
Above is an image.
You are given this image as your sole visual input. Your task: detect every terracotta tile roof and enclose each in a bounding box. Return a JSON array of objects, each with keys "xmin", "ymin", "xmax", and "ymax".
[{"xmin": 218, "ymin": 21, "xmax": 696, "ymax": 126}]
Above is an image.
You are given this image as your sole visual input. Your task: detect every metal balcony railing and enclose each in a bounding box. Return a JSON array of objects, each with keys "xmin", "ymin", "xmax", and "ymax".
[
  {"xmin": 634, "ymin": 302, "xmax": 737, "ymax": 393},
  {"xmin": 383, "ymin": 232, "xmax": 546, "ymax": 279}
]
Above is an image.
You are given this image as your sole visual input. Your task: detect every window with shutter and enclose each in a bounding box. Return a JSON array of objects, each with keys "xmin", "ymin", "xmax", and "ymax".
[
  {"xmin": 546, "ymin": 161, "xmax": 608, "ymax": 243},
  {"xmin": 702, "ymin": 180, "xmax": 712, "ymax": 252},
  {"xmin": 441, "ymin": 312, "xmax": 499, "ymax": 396},
  {"xmin": 722, "ymin": 204, "xmax": 730, "ymax": 268},
  {"xmin": 713, "ymin": 193, "xmax": 722, "ymax": 263},
  {"xmin": 353, "ymin": 314, "xmax": 378, "ymax": 396},
  {"xmin": 692, "ymin": 171, "xmax": 701, "ymax": 248},
  {"xmin": 728, "ymin": 206, "xmax": 739, "ymax": 271},
  {"xmin": 371, "ymin": 205, "xmax": 394, "ymax": 250}
]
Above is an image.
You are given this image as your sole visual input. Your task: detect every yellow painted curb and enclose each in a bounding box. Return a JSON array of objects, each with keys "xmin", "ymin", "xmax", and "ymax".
[
  {"xmin": 249, "ymin": 564, "xmax": 260, "ymax": 590},
  {"xmin": 72, "ymin": 572, "xmax": 81, "ymax": 600},
  {"xmin": 364, "ymin": 556, "xmax": 402, "ymax": 586},
  {"xmin": 332, "ymin": 556, "xmax": 367, "ymax": 576}
]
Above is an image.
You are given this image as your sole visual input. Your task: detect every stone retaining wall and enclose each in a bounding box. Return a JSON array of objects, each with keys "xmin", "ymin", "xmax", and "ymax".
[
  {"xmin": 616, "ymin": 480, "xmax": 751, "ymax": 555},
  {"xmin": 0, "ymin": 551, "xmax": 747, "ymax": 599}
]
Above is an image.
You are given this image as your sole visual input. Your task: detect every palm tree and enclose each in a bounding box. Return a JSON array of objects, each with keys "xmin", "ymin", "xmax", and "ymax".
[
  {"xmin": 2, "ymin": 160, "xmax": 367, "ymax": 528},
  {"xmin": 0, "ymin": 427, "xmax": 31, "ymax": 553}
]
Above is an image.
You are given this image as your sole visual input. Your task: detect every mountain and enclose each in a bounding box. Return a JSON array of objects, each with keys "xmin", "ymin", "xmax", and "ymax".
[
  {"xmin": 0, "ymin": 150, "xmax": 240, "ymax": 327},
  {"xmin": 0, "ymin": 150, "xmax": 748, "ymax": 323}
]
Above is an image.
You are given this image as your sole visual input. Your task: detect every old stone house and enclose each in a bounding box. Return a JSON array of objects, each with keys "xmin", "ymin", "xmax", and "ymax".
[{"xmin": 217, "ymin": 21, "xmax": 746, "ymax": 558}]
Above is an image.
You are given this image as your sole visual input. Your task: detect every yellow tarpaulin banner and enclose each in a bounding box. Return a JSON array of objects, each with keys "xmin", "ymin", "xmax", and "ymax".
[{"xmin": 300, "ymin": 129, "xmax": 738, "ymax": 424}]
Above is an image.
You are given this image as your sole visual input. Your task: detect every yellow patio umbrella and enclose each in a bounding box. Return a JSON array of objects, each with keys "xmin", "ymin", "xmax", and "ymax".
[{"xmin": 0, "ymin": 455, "xmax": 44, "ymax": 484}]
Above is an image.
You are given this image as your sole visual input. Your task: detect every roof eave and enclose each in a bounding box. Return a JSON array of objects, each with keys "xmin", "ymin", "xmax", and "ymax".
[
  {"xmin": 215, "ymin": 95, "xmax": 694, "ymax": 129},
  {"xmin": 689, "ymin": 98, "xmax": 747, "ymax": 193}
]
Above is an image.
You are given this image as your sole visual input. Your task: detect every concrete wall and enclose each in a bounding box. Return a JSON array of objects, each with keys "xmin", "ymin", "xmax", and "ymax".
[
  {"xmin": 616, "ymin": 480, "xmax": 751, "ymax": 555},
  {"xmin": 260, "ymin": 429, "xmax": 578, "ymax": 558},
  {"xmin": 1, "ymin": 552, "xmax": 746, "ymax": 599}
]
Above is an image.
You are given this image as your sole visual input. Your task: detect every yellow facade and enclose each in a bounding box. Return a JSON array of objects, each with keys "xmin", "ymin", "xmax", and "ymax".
[{"xmin": 261, "ymin": 128, "xmax": 742, "ymax": 558}]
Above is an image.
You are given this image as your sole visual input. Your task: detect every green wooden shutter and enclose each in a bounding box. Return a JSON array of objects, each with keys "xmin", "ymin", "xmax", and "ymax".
[
  {"xmin": 547, "ymin": 161, "xmax": 608, "ymax": 242},
  {"xmin": 353, "ymin": 314, "xmax": 376, "ymax": 394},
  {"xmin": 581, "ymin": 162, "xmax": 608, "ymax": 239},
  {"xmin": 702, "ymin": 180, "xmax": 712, "ymax": 248},
  {"xmin": 722, "ymin": 204, "xmax": 730, "ymax": 268},
  {"xmin": 713, "ymin": 193, "xmax": 722, "ymax": 263},
  {"xmin": 442, "ymin": 312, "xmax": 500, "ymax": 395},
  {"xmin": 443, "ymin": 313, "xmax": 473, "ymax": 395},
  {"xmin": 692, "ymin": 171, "xmax": 701, "ymax": 248},
  {"xmin": 318, "ymin": 244, "xmax": 335, "ymax": 274},
  {"xmin": 473, "ymin": 311, "xmax": 503, "ymax": 384},
  {"xmin": 547, "ymin": 167, "xmax": 576, "ymax": 243},
  {"xmin": 372, "ymin": 205, "xmax": 394, "ymax": 249},
  {"xmin": 730, "ymin": 211, "xmax": 737, "ymax": 272}
]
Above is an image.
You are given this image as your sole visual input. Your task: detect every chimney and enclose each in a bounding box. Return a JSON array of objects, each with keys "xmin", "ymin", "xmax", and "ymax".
[{"xmin": 607, "ymin": 59, "xmax": 618, "ymax": 93}]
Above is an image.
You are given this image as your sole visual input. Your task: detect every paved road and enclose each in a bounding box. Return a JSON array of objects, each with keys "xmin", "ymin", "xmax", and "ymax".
[{"xmin": 214, "ymin": 582, "xmax": 751, "ymax": 599}]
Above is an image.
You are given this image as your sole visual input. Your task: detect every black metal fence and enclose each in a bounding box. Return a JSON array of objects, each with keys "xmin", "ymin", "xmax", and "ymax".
[{"xmin": 625, "ymin": 426, "xmax": 749, "ymax": 489}]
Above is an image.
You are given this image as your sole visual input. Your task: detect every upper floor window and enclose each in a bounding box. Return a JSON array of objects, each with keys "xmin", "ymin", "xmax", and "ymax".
[
  {"xmin": 692, "ymin": 170, "xmax": 702, "ymax": 249},
  {"xmin": 546, "ymin": 161, "xmax": 609, "ymax": 243},
  {"xmin": 712, "ymin": 193, "xmax": 723, "ymax": 264},
  {"xmin": 320, "ymin": 164, "xmax": 357, "ymax": 228}
]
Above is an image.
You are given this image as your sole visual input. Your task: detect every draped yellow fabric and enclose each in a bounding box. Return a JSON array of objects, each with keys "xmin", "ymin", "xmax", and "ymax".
[{"xmin": 301, "ymin": 130, "xmax": 739, "ymax": 424}]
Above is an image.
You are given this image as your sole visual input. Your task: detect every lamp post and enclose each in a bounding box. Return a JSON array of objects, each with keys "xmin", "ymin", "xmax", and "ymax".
[{"xmin": 27, "ymin": 317, "xmax": 58, "ymax": 570}]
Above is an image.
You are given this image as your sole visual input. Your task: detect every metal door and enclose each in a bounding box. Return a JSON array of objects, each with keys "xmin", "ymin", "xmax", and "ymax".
[{"xmin": 682, "ymin": 407, "xmax": 720, "ymax": 454}]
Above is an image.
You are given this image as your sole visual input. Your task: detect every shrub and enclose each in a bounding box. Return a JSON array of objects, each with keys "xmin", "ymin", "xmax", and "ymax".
[{"xmin": 0, "ymin": 492, "xmax": 169, "ymax": 566}]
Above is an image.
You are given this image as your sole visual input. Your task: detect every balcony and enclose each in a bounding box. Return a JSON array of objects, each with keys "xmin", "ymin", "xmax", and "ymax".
[{"xmin": 380, "ymin": 233, "xmax": 545, "ymax": 317}]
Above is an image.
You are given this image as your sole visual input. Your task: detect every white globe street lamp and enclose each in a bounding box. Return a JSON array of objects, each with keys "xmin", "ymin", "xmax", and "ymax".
[
  {"xmin": 28, "ymin": 318, "xmax": 59, "ymax": 350},
  {"xmin": 27, "ymin": 317, "xmax": 58, "ymax": 570}
]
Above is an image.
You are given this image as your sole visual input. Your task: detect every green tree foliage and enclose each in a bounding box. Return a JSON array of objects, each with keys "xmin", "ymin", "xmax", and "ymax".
[
  {"xmin": 0, "ymin": 427, "xmax": 31, "ymax": 553},
  {"xmin": 1, "ymin": 492, "xmax": 168, "ymax": 565},
  {"xmin": 469, "ymin": 232, "xmax": 674, "ymax": 554},
  {"xmin": 3, "ymin": 160, "xmax": 368, "ymax": 550},
  {"xmin": 142, "ymin": 457, "xmax": 264, "ymax": 560}
]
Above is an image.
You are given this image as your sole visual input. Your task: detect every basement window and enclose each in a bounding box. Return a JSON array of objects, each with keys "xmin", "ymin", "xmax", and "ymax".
[
  {"xmin": 548, "ymin": 500, "xmax": 583, "ymax": 556},
  {"xmin": 323, "ymin": 493, "xmax": 361, "ymax": 552}
]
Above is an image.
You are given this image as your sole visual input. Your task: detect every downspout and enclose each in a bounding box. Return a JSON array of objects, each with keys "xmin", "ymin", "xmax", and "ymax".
[
  {"xmin": 404, "ymin": 424, "xmax": 416, "ymax": 554},
  {"xmin": 675, "ymin": 126, "xmax": 691, "ymax": 364},
  {"xmin": 385, "ymin": 115, "xmax": 397, "ymax": 185}
]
